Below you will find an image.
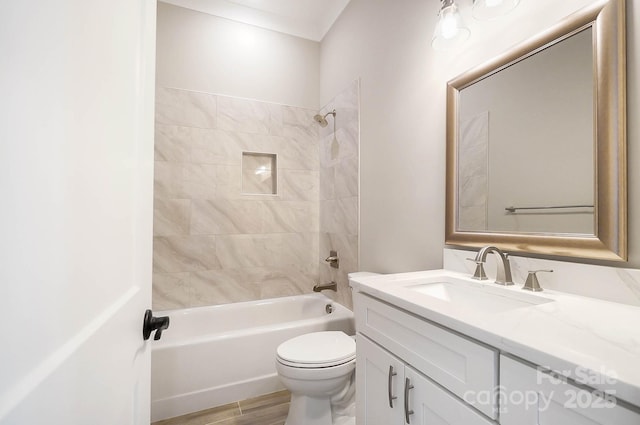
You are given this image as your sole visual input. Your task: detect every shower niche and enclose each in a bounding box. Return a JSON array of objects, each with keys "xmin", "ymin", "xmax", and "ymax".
[{"xmin": 242, "ymin": 152, "xmax": 277, "ymax": 195}]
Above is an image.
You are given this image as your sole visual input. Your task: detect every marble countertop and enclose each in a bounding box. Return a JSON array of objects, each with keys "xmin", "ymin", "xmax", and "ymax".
[{"xmin": 349, "ymin": 269, "xmax": 640, "ymax": 407}]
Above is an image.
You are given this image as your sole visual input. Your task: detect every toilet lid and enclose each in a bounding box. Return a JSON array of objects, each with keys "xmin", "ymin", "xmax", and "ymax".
[{"xmin": 277, "ymin": 331, "xmax": 356, "ymax": 366}]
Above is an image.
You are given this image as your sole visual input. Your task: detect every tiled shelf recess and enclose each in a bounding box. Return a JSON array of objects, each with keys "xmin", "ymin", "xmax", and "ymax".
[{"xmin": 242, "ymin": 152, "xmax": 277, "ymax": 195}]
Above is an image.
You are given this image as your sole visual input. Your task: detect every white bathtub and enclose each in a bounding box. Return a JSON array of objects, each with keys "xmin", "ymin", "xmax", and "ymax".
[{"xmin": 150, "ymin": 293, "xmax": 355, "ymax": 422}]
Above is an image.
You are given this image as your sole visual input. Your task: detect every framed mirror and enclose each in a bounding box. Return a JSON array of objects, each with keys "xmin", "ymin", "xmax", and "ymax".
[{"xmin": 445, "ymin": 0, "xmax": 627, "ymax": 261}]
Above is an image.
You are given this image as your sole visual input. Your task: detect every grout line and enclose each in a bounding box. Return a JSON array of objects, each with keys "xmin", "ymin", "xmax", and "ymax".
[{"xmin": 237, "ymin": 401, "xmax": 243, "ymax": 416}]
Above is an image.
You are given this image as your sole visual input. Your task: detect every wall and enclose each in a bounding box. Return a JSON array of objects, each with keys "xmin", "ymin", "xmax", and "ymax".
[
  {"xmin": 318, "ymin": 80, "xmax": 360, "ymax": 308},
  {"xmin": 156, "ymin": 2, "xmax": 320, "ymax": 109},
  {"xmin": 320, "ymin": 0, "xmax": 640, "ymax": 273},
  {"xmin": 154, "ymin": 3, "xmax": 360, "ymax": 308},
  {"xmin": 152, "ymin": 88, "xmax": 320, "ymax": 309}
]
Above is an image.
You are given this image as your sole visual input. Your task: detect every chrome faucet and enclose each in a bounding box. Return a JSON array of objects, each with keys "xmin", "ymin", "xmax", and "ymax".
[{"xmin": 473, "ymin": 246, "xmax": 514, "ymax": 286}]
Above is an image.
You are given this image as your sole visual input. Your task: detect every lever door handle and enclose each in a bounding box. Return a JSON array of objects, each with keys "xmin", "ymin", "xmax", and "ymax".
[{"xmin": 143, "ymin": 309, "xmax": 170, "ymax": 341}]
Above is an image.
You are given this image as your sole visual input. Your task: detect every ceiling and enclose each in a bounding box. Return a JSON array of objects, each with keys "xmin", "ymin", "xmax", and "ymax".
[{"xmin": 160, "ymin": 0, "xmax": 352, "ymax": 41}]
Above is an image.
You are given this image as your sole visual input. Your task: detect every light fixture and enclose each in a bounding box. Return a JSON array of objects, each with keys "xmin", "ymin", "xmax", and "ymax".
[
  {"xmin": 472, "ymin": 0, "xmax": 520, "ymax": 20},
  {"xmin": 431, "ymin": 0, "xmax": 470, "ymax": 51}
]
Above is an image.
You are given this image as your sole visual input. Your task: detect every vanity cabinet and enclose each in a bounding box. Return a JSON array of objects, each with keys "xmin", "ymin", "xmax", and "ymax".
[
  {"xmin": 500, "ymin": 355, "xmax": 640, "ymax": 425},
  {"xmin": 353, "ymin": 291, "xmax": 640, "ymax": 425},
  {"xmin": 354, "ymin": 293, "xmax": 498, "ymax": 422},
  {"xmin": 357, "ymin": 334, "xmax": 494, "ymax": 425}
]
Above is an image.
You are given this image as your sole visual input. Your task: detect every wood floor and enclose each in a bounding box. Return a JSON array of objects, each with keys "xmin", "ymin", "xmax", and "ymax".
[{"xmin": 151, "ymin": 391, "xmax": 291, "ymax": 425}]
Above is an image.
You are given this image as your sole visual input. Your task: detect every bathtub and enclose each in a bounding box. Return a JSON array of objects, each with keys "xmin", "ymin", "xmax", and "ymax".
[{"xmin": 150, "ymin": 293, "xmax": 355, "ymax": 422}]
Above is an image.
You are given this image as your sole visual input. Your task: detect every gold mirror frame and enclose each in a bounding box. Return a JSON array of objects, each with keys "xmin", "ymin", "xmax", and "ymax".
[{"xmin": 446, "ymin": 0, "xmax": 627, "ymax": 261}]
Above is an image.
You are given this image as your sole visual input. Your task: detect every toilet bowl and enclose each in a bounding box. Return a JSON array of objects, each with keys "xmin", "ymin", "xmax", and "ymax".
[{"xmin": 276, "ymin": 331, "xmax": 356, "ymax": 425}]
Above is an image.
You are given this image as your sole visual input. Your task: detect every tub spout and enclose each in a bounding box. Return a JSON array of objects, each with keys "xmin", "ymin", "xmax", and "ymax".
[{"xmin": 313, "ymin": 281, "xmax": 337, "ymax": 292}]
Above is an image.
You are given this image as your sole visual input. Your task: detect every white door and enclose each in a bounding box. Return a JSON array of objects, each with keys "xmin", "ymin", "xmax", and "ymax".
[{"xmin": 0, "ymin": 0, "xmax": 156, "ymax": 424}]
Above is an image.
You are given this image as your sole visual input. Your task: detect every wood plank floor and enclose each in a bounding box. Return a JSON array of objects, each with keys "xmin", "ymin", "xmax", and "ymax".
[{"xmin": 151, "ymin": 390, "xmax": 291, "ymax": 425}]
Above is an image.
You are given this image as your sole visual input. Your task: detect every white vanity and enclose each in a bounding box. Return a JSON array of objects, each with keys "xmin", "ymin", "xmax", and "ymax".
[{"xmin": 350, "ymin": 270, "xmax": 640, "ymax": 425}]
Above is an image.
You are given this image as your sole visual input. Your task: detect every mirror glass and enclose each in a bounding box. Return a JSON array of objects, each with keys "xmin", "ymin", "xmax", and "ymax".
[
  {"xmin": 445, "ymin": 0, "xmax": 627, "ymax": 261},
  {"xmin": 457, "ymin": 28, "xmax": 594, "ymax": 235}
]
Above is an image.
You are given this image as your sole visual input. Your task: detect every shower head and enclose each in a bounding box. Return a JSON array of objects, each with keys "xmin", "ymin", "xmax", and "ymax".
[
  {"xmin": 313, "ymin": 114, "xmax": 328, "ymax": 127},
  {"xmin": 313, "ymin": 109, "xmax": 336, "ymax": 127}
]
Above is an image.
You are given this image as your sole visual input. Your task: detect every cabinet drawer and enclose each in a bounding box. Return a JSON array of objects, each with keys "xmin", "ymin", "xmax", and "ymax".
[
  {"xmin": 501, "ymin": 355, "xmax": 640, "ymax": 425},
  {"xmin": 355, "ymin": 293, "xmax": 498, "ymax": 419}
]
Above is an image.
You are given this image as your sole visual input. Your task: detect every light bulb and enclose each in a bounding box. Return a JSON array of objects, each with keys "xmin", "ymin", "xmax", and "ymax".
[
  {"xmin": 441, "ymin": 14, "xmax": 458, "ymax": 39},
  {"xmin": 431, "ymin": 0, "xmax": 470, "ymax": 50}
]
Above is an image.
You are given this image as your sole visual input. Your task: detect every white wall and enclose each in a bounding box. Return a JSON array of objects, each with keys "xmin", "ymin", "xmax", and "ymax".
[
  {"xmin": 320, "ymin": 0, "xmax": 640, "ymax": 271},
  {"xmin": 156, "ymin": 2, "xmax": 320, "ymax": 109},
  {"xmin": 321, "ymin": 0, "xmax": 444, "ymax": 273}
]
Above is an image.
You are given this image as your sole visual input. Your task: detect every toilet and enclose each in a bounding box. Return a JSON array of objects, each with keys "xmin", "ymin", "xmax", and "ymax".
[{"xmin": 276, "ymin": 331, "xmax": 356, "ymax": 425}]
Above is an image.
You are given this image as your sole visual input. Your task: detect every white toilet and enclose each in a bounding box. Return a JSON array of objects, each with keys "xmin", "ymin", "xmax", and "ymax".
[{"xmin": 276, "ymin": 331, "xmax": 356, "ymax": 425}]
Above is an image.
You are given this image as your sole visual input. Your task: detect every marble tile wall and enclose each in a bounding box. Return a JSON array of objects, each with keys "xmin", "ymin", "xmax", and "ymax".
[
  {"xmin": 444, "ymin": 248, "xmax": 640, "ymax": 307},
  {"xmin": 458, "ymin": 112, "xmax": 489, "ymax": 230},
  {"xmin": 153, "ymin": 88, "xmax": 320, "ymax": 310},
  {"xmin": 319, "ymin": 81, "xmax": 360, "ymax": 309}
]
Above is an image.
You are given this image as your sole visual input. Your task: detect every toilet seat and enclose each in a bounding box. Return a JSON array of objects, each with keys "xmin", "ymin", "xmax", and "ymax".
[{"xmin": 276, "ymin": 331, "xmax": 356, "ymax": 368}]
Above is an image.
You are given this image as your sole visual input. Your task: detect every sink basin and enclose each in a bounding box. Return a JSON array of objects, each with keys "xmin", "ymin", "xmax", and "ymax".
[{"xmin": 405, "ymin": 276, "xmax": 554, "ymax": 313}]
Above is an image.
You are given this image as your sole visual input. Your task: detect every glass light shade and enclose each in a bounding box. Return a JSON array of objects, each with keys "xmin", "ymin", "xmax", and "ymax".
[
  {"xmin": 431, "ymin": 0, "xmax": 470, "ymax": 51},
  {"xmin": 472, "ymin": 0, "xmax": 521, "ymax": 20}
]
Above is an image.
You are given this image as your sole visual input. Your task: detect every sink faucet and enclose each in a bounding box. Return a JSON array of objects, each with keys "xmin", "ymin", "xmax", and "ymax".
[{"xmin": 473, "ymin": 246, "xmax": 514, "ymax": 286}]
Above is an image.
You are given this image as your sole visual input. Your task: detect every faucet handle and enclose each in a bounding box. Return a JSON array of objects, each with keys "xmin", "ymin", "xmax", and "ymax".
[
  {"xmin": 523, "ymin": 269, "xmax": 553, "ymax": 292},
  {"xmin": 466, "ymin": 258, "xmax": 488, "ymax": 281},
  {"xmin": 325, "ymin": 250, "xmax": 339, "ymax": 269}
]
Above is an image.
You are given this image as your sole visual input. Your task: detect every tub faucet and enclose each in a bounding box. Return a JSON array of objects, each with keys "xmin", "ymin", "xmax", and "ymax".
[
  {"xmin": 313, "ymin": 281, "xmax": 337, "ymax": 292},
  {"xmin": 473, "ymin": 246, "xmax": 514, "ymax": 286}
]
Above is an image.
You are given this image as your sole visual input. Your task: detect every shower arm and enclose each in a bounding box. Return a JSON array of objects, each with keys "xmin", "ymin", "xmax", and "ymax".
[{"xmin": 324, "ymin": 110, "xmax": 336, "ymax": 119}]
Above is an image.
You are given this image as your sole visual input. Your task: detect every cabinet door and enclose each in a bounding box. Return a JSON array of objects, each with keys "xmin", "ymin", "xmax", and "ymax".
[
  {"xmin": 501, "ymin": 355, "xmax": 640, "ymax": 425},
  {"xmin": 357, "ymin": 334, "xmax": 405, "ymax": 425},
  {"xmin": 404, "ymin": 367, "xmax": 494, "ymax": 425}
]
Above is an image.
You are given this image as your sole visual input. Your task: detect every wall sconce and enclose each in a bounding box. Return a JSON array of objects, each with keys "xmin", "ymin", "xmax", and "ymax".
[
  {"xmin": 472, "ymin": 0, "xmax": 520, "ymax": 20},
  {"xmin": 431, "ymin": 0, "xmax": 470, "ymax": 51},
  {"xmin": 432, "ymin": 0, "xmax": 521, "ymax": 50}
]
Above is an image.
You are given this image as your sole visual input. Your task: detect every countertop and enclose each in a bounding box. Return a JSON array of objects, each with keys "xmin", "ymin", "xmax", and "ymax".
[{"xmin": 349, "ymin": 269, "xmax": 640, "ymax": 407}]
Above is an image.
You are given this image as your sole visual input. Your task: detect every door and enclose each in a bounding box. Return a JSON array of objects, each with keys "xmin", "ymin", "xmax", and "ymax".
[
  {"xmin": 0, "ymin": 0, "xmax": 156, "ymax": 423},
  {"xmin": 356, "ymin": 334, "xmax": 405, "ymax": 424}
]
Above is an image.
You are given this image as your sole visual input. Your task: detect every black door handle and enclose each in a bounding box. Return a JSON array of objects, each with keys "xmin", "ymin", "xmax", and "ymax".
[{"xmin": 143, "ymin": 309, "xmax": 170, "ymax": 341}]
